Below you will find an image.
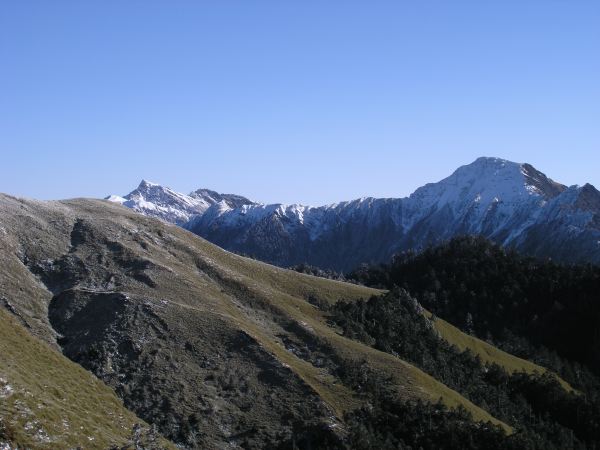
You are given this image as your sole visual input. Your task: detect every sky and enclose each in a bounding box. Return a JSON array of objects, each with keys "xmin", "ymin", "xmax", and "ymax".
[{"xmin": 1, "ymin": 1, "xmax": 599, "ymax": 205}]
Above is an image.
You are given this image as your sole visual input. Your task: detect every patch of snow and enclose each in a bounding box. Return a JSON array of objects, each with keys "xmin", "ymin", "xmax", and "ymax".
[
  {"xmin": 525, "ymin": 183, "xmax": 542, "ymax": 195},
  {"xmin": 108, "ymin": 180, "xmax": 257, "ymax": 226},
  {"xmin": 106, "ymin": 195, "xmax": 127, "ymax": 204}
]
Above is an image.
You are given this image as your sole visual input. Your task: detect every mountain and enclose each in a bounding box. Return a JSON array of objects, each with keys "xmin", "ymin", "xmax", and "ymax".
[
  {"xmin": 107, "ymin": 180, "xmax": 254, "ymax": 226},
  {"xmin": 2, "ymin": 194, "xmax": 594, "ymax": 448},
  {"xmin": 109, "ymin": 157, "xmax": 600, "ymax": 271},
  {"xmin": 0, "ymin": 194, "xmax": 514, "ymax": 448}
]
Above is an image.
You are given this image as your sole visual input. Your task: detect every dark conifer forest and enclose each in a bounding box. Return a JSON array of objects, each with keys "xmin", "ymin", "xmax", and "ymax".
[
  {"xmin": 318, "ymin": 236, "xmax": 600, "ymax": 450},
  {"xmin": 348, "ymin": 236, "xmax": 600, "ymax": 379}
]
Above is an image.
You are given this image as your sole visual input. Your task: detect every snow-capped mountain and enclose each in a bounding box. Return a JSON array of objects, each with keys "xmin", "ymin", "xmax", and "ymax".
[
  {"xmin": 108, "ymin": 157, "xmax": 600, "ymax": 270},
  {"xmin": 107, "ymin": 180, "xmax": 254, "ymax": 225}
]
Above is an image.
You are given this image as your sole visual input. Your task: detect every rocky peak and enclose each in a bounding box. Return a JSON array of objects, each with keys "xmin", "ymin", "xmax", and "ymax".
[
  {"xmin": 575, "ymin": 183, "xmax": 600, "ymax": 214},
  {"xmin": 190, "ymin": 188, "xmax": 254, "ymax": 209},
  {"xmin": 521, "ymin": 163, "xmax": 566, "ymax": 199}
]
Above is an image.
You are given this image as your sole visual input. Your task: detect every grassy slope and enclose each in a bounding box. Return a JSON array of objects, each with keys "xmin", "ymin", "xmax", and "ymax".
[
  {"xmin": 0, "ymin": 308, "xmax": 174, "ymax": 449},
  {"xmin": 195, "ymin": 227, "xmax": 572, "ymax": 419},
  {"xmin": 425, "ymin": 311, "xmax": 574, "ymax": 392},
  {"xmin": 160, "ymin": 220, "xmax": 512, "ymax": 432}
]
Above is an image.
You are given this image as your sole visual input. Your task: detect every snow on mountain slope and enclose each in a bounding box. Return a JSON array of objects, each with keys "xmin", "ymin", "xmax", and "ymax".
[
  {"xmin": 108, "ymin": 158, "xmax": 600, "ymax": 270},
  {"xmin": 406, "ymin": 157, "xmax": 561, "ymax": 217},
  {"xmin": 190, "ymin": 188, "xmax": 254, "ymax": 209},
  {"xmin": 397, "ymin": 157, "xmax": 568, "ymax": 244},
  {"xmin": 107, "ymin": 180, "xmax": 254, "ymax": 226}
]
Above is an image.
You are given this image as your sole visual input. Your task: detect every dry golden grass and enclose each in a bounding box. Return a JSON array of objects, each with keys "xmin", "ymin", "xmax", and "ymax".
[
  {"xmin": 425, "ymin": 310, "xmax": 574, "ymax": 392},
  {"xmin": 0, "ymin": 308, "xmax": 175, "ymax": 449},
  {"xmin": 164, "ymin": 228, "xmax": 513, "ymax": 432}
]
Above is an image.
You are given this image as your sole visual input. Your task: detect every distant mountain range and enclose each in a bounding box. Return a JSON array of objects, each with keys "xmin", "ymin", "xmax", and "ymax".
[{"xmin": 108, "ymin": 157, "xmax": 600, "ymax": 271}]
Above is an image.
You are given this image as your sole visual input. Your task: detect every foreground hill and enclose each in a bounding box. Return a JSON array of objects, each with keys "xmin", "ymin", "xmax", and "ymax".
[
  {"xmin": 0, "ymin": 194, "xmax": 527, "ymax": 448},
  {"xmin": 110, "ymin": 157, "xmax": 600, "ymax": 271}
]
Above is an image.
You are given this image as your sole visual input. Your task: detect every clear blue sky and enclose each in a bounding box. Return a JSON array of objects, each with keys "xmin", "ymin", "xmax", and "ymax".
[{"xmin": 1, "ymin": 1, "xmax": 598, "ymax": 205}]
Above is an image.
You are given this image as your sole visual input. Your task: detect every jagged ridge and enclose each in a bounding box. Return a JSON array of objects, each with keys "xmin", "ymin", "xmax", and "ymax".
[{"xmin": 108, "ymin": 157, "xmax": 600, "ymax": 271}]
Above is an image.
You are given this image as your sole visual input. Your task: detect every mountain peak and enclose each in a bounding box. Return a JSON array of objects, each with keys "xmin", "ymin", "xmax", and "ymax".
[
  {"xmin": 521, "ymin": 163, "xmax": 566, "ymax": 199},
  {"xmin": 410, "ymin": 157, "xmax": 532, "ymax": 208},
  {"xmin": 190, "ymin": 188, "xmax": 255, "ymax": 209},
  {"xmin": 107, "ymin": 181, "xmax": 254, "ymax": 226},
  {"xmin": 575, "ymin": 183, "xmax": 600, "ymax": 213},
  {"xmin": 464, "ymin": 156, "xmax": 522, "ymax": 173},
  {"xmin": 454, "ymin": 157, "xmax": 565, "ymax": 200},
  {"xmin": 107, "ymin": 180, "xmax": 208, "ymax": 225},
  {"xmin": 137, "ymin": 179, "xmax": 161, "ymax": 190},
  {"xmin": 472, "ymin": 156, "xmax": 514, "ymax": 166}
]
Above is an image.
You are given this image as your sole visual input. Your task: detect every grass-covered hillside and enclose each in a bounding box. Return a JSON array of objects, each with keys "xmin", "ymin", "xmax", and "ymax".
[{"xmin": 0, "ymin": 308, "xmax": 174, "ymax": 449}]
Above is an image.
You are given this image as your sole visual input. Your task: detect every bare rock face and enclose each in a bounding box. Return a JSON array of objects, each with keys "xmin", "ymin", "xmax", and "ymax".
[{"xmin": 110, "ymin": 157, "xmax": 600, "ymax": 271}]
